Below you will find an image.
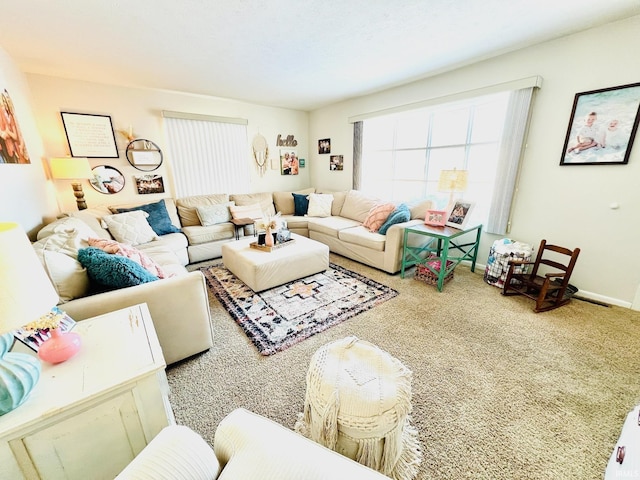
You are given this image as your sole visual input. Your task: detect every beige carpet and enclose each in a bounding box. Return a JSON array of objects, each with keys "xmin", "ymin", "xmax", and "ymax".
[{"xmin": 167, "ymin": 253, "xmax": 640, "ymax": 479}]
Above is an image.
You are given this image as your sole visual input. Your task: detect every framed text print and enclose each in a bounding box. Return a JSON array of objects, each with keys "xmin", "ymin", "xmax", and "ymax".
[{"xmin": 61, "ymin": 112, "xmax": 119, "ymax": 158}]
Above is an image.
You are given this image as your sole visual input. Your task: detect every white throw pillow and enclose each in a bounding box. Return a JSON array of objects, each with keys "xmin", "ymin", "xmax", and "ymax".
[
  {"xmin": 307, "ymin": 193, "xmax": 333, "ymax": 218},
  {"xmin": 196, "ymin": 201, "xmax": 235, "ymax": 226},
  {"xmin": 33, "ymin": 230, "xmax": 89, "ymax": 303},
  {"xmin": 101, "ymin": 211, "xmax": 158, "ymax": 246}
]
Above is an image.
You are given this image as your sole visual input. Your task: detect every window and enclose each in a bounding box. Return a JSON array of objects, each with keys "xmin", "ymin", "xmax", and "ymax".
[
  {"xmin": 162, "ymin": 111, "xmax": 249, "ymax": 198},
  {"xmin": 354, "ymin": 82, "xmax": 538, "ymax": 234}
]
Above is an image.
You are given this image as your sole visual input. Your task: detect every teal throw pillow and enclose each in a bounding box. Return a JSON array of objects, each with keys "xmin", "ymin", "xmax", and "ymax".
[
  {"xmin": 77, "ymin": 247, "xmax": 159, "ymax": 290},
  {"xmin": 292, "ymin": 193, "xmax": 310, "ymax": 216},
  {"xmin": 378, "ymin": 203, "xmax": 411, "ymax": 235},
  {"xmin": 116, "ymin": 200, "xmax": 180, "ymax": 235}
]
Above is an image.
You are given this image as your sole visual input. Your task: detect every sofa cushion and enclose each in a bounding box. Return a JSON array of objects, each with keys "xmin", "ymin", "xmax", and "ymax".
[
  {"xmin": 292, "ymin": 193, "xmax": 310, "ymax": 216},
  {"xmin": 229, "ymin": 203, "xmax": 263, "ymax": 220},
  {"xmin": 273, "ymin": 188, "xmax": 316, "ymax": 215},
  {"xmin": 32, "ymin": 229, "xmax": 90, "ymax": 303},
  {"xmin": 362, "ymin": 203, "xmax": 396, "ymax": 232},
  {"xmin": 112, "ymin": 199, "xmax": 181, "ymax": 235},
  {"xmin": 176, "ymin": 194, "xmax": 231, "ymax": 227},
  {"xmin": 87, "ymin": 237, "xmax": 171, "ymax": 279},
  {"xmin": 230, "ymin": 192, "xmax": 276, "ymax": 217},
  {"xmin": 409, "ymin": 199, "xmax": 434, "ymax": 220},
  {"xmin": 378, "ymin": 203, "xmax": 411, "ymax": 235},
  {"xmin": 307, "ymin": 193, "xmax": 333, "ymax": 218},
  {"xmin": 36, "ymin": 216, "xmax": 97, "ymax": 241},
  {"xmin": 329, "ymin": 191, "xmax": 349, "ymax": 216},
  {"xmin": 339, "ymin": 226, "xmax": 386, "ymax": 252},
  {"xmin": 307, "ymin": 216, "xmax": 362, "ymax": 238},
  {"xmin": 340, "ymin": 190, "xmax": 380, "ymax": 223},
  {"xmin": 57, "ymin": 206, "xmax": 114, "ymax": 239},
  {"xmin": 196, "ymin": 201, "xmax": 235, "ymax": 226},
  {"xmin": 78, "ymin": 247, "xmax": 159, "ymax": 290},
  {"xmin": 181, "ymin": 224, "xmax": 235, "ymax": 245},
  {"xmin": 101, "ymin": 211, "xmax": 159, "ymax": 246}
]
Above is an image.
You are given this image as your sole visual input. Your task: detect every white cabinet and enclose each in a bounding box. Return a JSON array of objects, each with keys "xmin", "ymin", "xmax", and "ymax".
[{"xmin": 0, "ymin": 303, "xmax": 174, "ymax": 479}]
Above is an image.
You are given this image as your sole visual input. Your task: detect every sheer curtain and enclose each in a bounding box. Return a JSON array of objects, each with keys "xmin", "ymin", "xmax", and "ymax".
[
  {"xmin": 486, "ymin": 87, "xmax": 535, "ymax": 234},
  {"xmin": 162, "ymin": 112, "xmax": 249, "ymax": 197},
  {"xmin": 352, "ymin": 121, "xmax": 363, "ymax": 190}
]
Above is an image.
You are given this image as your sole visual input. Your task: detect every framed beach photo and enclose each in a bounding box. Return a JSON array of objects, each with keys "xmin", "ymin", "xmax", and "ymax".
[
  {"xmin": 560, "ymin": 82, "xmax": 640, "ymax": 166},
  {"xmin": 446, "ymin": 200, "xmax": 474, "ymax": 229}
]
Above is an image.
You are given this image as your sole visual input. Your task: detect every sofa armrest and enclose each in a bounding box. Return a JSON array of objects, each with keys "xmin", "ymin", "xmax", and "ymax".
[
  {"xmin": 214, "ymin": 408, "xmax": 389, "ymax": 480},
  {"xmin": 60, "ymin": 271, "xmax": 213, "ymax": 365},
  {"xmin": 115, "ymin": 425, "xmax": 221, "ymax": 480},
  {"xmin": 383, "ymin": 219, "xmax": 425, "ymax": 273}
]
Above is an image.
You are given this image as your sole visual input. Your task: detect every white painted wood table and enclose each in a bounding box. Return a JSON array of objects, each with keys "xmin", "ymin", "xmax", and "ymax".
[{"xmin": 0, "ymin": 303, "xmax": 175, "ymax": 480}]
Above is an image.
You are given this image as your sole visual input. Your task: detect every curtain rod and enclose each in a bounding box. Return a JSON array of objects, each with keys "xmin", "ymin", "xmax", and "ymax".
[{"xmin": 348, "ymin": 75, "xmax": 543, "ymax": 123}]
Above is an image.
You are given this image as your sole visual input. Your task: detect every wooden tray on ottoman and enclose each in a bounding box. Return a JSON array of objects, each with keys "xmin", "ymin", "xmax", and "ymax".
[{"xmin": 249, "ymin": 238, "xmax": 296, "ymax": 252}]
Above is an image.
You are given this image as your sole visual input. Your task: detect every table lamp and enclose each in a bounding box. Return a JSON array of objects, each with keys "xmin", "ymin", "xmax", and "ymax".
[
  {"xmin": 0, "ymin": 223, "xmax": 59, "ymax": 415},
  {"xmin": 437, "ymin": 168, "xmax": 468, "ymax": 208},
  {"xmin": 49, "ymin": 157, "xmax": 92, "ymax": 210}
]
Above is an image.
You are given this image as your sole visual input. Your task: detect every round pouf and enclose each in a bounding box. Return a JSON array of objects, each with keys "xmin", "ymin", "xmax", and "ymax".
[{"xmin": 295, "ymin": 336, "xmax": 421, "ymax": 479}]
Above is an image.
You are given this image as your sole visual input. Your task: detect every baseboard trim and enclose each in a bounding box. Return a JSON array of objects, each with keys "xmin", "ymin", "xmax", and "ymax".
[{"xmin": 469, "ymin": 261, "xmax": 634, "ymax": 310}]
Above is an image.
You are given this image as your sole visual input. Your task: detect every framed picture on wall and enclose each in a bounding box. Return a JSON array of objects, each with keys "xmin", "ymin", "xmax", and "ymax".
[
  {"xmin": 279, "ymin": 149, "xmax": 299, "ymax": 175},
  {"xmin": 0, "ymin": 89, "xmax": 30, "ymax": 164},
  {"xmin": 135, "ymin": 174, "xmax": 165, "ymax": 194},
  {"xmin": 329, "ymin": 155, "xmax": 343, "ymax": 171},
  {"xmin": 318, "ymin": 138, "xmax": 331, "ymax": 154},
  {"xmin": 446, "ymin": 200, "xmax": 474, "ymax": 229},
  {"xmin": 560, "ymin": 82, "xmax": 640, "ymax": 166},
  {"xmin": 61, "ymin": 112, "xmax": 119, "ymax": 158}
]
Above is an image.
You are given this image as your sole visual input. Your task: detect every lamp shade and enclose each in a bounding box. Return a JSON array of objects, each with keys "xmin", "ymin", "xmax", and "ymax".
[
  {"xmin": 437, "ymin": 169, "xmax": 469, "ymax": 193},
  {"xmin": 0, "ymin": 223, "xmax": 59, "ymax": 334},
  {"xmin": 49, "ymin": 157, "xmax": 91, "ymax": 180}
]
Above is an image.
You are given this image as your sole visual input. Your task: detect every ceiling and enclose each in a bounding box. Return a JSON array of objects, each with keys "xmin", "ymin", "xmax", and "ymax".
[{"xmin": 1, "ymin": 1, "xmax": 639, "ymax": 111}]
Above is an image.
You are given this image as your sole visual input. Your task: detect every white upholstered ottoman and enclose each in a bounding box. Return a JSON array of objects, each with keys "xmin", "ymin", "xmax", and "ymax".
[
  {"xmin": 295, "ymin": 336, "xmax": 422, "ymax": 480},
  {"xmin": 221, "ymin": 233, "xmax": 329, "ymax": 292}
]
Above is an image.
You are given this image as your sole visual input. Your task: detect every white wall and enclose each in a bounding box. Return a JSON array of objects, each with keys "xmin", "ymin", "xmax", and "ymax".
[
  {"xmin": 26, "ymin": 75, "xmax": 310, "ymax": 212},
  {"xmin": 0, "ymin": 47, "xmax": 58, "ymax": 236},
  {"xmin": 308, "ymin": 15, "xmax": 640, "ymax": 307}
]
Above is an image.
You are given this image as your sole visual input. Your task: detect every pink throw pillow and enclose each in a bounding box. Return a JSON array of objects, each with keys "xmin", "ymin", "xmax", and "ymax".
[
  {"xmin": 362, "ymin": 203, "xmax": 396, "ymax": 232},
  {"xmin": 87, "ymin": 238, "xmax": 173, "ymax": 279}
]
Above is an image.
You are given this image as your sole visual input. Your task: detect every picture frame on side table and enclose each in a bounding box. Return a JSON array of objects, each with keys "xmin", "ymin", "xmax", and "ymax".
[
  {"xmin": 560, "ymin": 82, "xmax": 640, "ymax": 166},
  {"xmin": 446, "ymin": 200, "xmax": 474, "ymax": 229},
  {"xmin": 425, "ymin": 209, "xmax": 447, "ymax": 227}
]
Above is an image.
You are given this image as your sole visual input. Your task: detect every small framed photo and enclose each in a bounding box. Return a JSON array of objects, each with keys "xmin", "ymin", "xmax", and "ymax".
[
  {"xmin": 280, "ymin": 149, "xmax": 299, "ymax": 175},
  {"xmin": 318, "ymin": 138, "xmax": 331, "ymax": 154},
  {"xmin": 135, "ymin": 174, "xmax": 165, "ymax": 194},
  {"xmin": 446, "ymin": 200, "xmax": 474, "ymax": 229},
  {"xmin": 560, "ymin": 82, "xmax": 640, "ymax": 166},
  {"xmin": 329, "ymin": 155, "xmax": 343, "ymax": 171},
  {"xmin": 425, "ymin": 210, "xmax": 447, "ymax": 226}
]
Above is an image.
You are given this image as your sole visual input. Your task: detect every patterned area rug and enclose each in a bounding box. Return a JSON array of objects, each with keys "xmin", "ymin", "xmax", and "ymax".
[{"xmin": 201, "ymin": 262, "xmax": 398, "ymax": 355}]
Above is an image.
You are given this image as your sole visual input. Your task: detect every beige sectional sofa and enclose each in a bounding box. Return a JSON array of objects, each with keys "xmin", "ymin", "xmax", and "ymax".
[
  {"xmin": 31, "ymin": 189, "xmax": 431, "ymax": 364},
  {"xmin": 175, "ymin": 188, "xmax": 433, "ymax": 274},
  {"xmin": 32, "ymin": 207, "xmax": 213, "ymax": 366}
]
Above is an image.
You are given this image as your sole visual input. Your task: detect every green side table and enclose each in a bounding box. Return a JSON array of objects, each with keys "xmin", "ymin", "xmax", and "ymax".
[{"xmin": 401, "ymin": 223, "xmax": 483, "ymax": 291}]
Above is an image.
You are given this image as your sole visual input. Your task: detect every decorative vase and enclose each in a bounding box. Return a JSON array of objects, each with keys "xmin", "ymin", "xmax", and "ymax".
[
  {"xmin": 0, "ymin": 332, "xmax": 41, "ymax": 415},
  {"xmin": 265, "ymin": 227, "xmax": 275, "ymax": 247},
  {"xmin": 38, "ymin": 328, "xmax": 82, "ymax": 364}
]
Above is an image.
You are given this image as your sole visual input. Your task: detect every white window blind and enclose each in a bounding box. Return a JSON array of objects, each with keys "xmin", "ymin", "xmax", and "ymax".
[{"xmin": 162, "ymin": 111, "xmax": 249, "ymax": 197}]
